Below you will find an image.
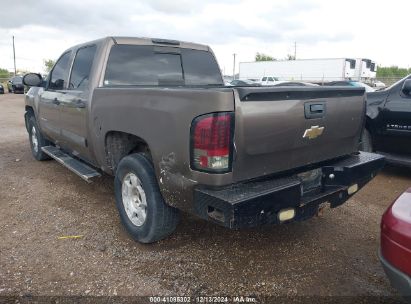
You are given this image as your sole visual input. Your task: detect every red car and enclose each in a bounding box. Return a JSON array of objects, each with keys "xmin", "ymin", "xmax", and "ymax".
[{"xmin": 380, "ymin": 188, "xmax": 411, "ymax": 301}]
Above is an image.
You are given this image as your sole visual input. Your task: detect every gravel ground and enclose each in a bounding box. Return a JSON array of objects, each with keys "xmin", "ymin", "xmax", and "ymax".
[{"xmin": 0, "ymin": 93, "xmax": 409, "ymax": 303}]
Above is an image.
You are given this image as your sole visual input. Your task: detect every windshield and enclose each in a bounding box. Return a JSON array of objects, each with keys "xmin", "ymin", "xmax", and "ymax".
[
  {"xmin": 11, "ymin": 76, "xmax": 23, "ymax": 84},
  {"xmin": 104, "ymin": 45, "xmax": 223, "ymax": 87}
]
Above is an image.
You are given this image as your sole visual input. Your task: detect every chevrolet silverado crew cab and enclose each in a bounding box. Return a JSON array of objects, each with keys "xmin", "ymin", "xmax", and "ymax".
[
  {"xmin": 361, "ymin": 75, "xmax": 411, "ymax": 167},
  {"xmin": 23, "ymin": 37, "xmax": 384, "ymax": 243}
]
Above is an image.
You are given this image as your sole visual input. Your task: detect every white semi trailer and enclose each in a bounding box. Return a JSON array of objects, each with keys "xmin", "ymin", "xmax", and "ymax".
[
  {"xmin": 354, "ymin": 58, "xmax": 377, "ymax": 82},
  {"xmin": 239, "ymin": 58, "xmax": 357, "ymax": 83}
]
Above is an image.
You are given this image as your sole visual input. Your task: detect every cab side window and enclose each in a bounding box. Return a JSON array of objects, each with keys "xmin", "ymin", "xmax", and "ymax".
[
  {"xmin": 49, "ymin": 52, "xmax": 71, "ymax": 90},
  {"xmin": 69, "ymin": 45, "xmax": 96, "ymax": 90}
]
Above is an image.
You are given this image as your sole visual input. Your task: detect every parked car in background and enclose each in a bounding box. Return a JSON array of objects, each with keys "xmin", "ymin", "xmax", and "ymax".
[
  {"xmin": 327, "ymin": 81, "xmax": 375, "ymax": 92},
  {"xmin": 223, "ymin": 75, "xmax": 233, "ymax": 86},
  {"xmin": 361, "ymin": 75, "xmax": 411, "ymax": 166},
  {"xmin": 7, "ymin": 76, "xmax": 24, "ymax": 94},
  {"xmin": 0, "ymin": 84, "xmax": 4, "ymax": 94},
  {"xmin": 273, "ymin": 81, "xmax": 319, "ymax": 87},
  {"xmin": 380, "ymin": 188, "xmax": 411, "ymax": 301},
  {"xmin": 351, "ymin": 81, "xmax": 376, "ymax": 92},
  {"xmin": 258, "ymin": 76, "xmax": 279, "ymax": 86},
  {"xmin": 373, "ymin": 80, "xmax": 386, "ymax": 90},
  {"xmin": 228, "ymin": 79, "xmax": 261, "ymax": 86}
]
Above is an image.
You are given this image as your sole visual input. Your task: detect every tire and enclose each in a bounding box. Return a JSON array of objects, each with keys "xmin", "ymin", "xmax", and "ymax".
[
  {"xmin": 359, "ymin": 128, "xmax": 373, "ymax": 152},
  {"xmin": 28, "ymin": 116, "xmax": 51, "ymax": 161},
  {"xmin": 114, "ymin": 153, "xmax": 180, "ymax": 243}
]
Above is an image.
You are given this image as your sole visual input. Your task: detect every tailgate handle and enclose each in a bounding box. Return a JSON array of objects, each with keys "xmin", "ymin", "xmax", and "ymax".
[
  {"xmin": 305, "ymin": 102, "xmax": 326, "ymax": 119},
  {"xmin": 310, "ymin": 104, "xmax": 324, "ymax": 113}
]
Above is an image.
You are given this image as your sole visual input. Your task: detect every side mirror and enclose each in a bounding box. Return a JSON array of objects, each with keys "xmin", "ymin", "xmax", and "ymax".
[
  {"xmin": 401, "ymin": 79, "xmax": 411, "ymax": 95},
  {"xmin": 23, "ymin": 73, "xmax": 43, "ymax": 87}
]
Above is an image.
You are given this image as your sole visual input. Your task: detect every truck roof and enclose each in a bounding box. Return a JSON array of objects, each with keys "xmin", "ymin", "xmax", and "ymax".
[
  {"xmin": 65, "ymin": 36, "xmax": 210, "ymax": 53},
  {"xmin": 112, "ymin": 36, "xmax": 210, "ymax": 51}
]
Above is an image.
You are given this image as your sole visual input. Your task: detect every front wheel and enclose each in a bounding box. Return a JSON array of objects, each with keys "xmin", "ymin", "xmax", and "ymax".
[
  {"xmin": 114, "ymin": 153, "xmax": 180, "ymax": 243},
  {"xmin": 28, "ymin": 116, "xmax": 51, "ymax": 161}
]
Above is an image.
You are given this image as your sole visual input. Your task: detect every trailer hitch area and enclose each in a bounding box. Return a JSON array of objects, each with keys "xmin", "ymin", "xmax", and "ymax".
[{"xmin": 316, "ymin": 201, "xmax": 331, "ymax": 217}]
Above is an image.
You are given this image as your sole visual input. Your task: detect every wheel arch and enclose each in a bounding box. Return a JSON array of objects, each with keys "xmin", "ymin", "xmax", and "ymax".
[
  {"xmin": 104, "ymin": 131, "xmax": 152, "ymax": 172},
  {"xmin": 24, "ymin": 105, "xmax": 36, "ymax": 132}
]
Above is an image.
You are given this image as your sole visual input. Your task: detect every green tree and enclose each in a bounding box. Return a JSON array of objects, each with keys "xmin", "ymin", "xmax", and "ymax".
[
  {"xmin": 43, "ymin": 59, "xmax": 55, "ymax": 73},
  {"xmin": 255, "ymin": 53, "xmax": 276, "ymax": 61},
  {"xmin": 377, "ymin": 66, "xmax": 411, "ymax": 78},
  {"xmin": 0, "ymin": 68, "xmax": 11, "ymax": 79}
]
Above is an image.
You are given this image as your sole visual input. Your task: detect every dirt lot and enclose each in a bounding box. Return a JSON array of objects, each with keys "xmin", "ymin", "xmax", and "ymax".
[{"xmin": 0, "ymin": 93, "xmax": 410, "ymax": 303}]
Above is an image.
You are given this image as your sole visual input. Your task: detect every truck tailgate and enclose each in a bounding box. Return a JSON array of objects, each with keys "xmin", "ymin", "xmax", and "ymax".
[{"xmin": 232, "ymin": 87, "xmax": 366, "ymax": 182}]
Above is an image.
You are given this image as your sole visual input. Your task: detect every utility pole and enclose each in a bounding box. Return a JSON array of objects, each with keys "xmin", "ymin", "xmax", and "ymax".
[
  {"xmin": 12, "ymin": 36, "xmax": 16, "ymax": 75},
  {"xmin": 294, "ymin": 41, "xmax": 297, "ymax": 60},
  {"xmin": 232, "ymin": 53, "xmax": 236, "ymax": 80}
]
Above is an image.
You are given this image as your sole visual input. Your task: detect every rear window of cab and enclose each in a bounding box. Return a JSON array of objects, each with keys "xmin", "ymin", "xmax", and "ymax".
[{"xmin": 104, "ymin": 45, "xmax": 223, "ymax": 87}]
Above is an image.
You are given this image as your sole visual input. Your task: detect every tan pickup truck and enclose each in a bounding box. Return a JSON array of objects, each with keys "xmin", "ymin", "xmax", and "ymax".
[{"xmin": 23, "ymin": 36, "xmax": 384, "ymax": 243}]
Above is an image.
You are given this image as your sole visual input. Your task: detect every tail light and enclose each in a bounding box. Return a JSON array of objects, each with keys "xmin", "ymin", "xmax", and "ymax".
[{"xmin": 190, "ymin": 112, "xmax": 234, "ymax": 173}]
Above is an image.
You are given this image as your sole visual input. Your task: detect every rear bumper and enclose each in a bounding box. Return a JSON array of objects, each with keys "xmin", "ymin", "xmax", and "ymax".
[
  {"xmin": 378, "ymin": 152, "xmax": 411, "ymax": 168},
  {"xmin": 193, "ymin": 152, "xmax": 385, "ymax": 229},
  {"xmin": 12, "ymin": 85, "xmax": 24, "ymax": 93},
  {"xmin": 379, "ymin": 250, "xmax": 411, "ymax": 301}
]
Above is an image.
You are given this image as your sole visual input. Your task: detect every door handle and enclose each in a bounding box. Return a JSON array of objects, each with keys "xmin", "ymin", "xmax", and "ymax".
[{"xmin": 52, "ymin": 98, "xmax": 60, "ymax": 105}]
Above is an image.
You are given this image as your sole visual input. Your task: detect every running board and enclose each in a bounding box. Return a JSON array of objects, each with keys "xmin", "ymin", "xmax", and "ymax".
[{"xmin": 42, "ymin": 146, "xmax": 101, "ymax": 183}]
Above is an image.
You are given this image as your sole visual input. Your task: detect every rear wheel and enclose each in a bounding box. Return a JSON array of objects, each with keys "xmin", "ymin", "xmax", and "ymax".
[
  {"xmin": 114, "ymin": 153, "xmax": 180, "ymax": 243},
  {"xmin": 359, "ymin": 128, "xmax": 373, "ymax": 152},
  {"xmin": 28, "ymin": 116, "xmax": 51, "ymax": 161}
]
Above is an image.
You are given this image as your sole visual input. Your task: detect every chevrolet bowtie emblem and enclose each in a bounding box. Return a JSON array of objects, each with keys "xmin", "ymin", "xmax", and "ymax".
[{"xmin": 303, "ymin": 126, "xmax": 325, "ymax": 139}]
